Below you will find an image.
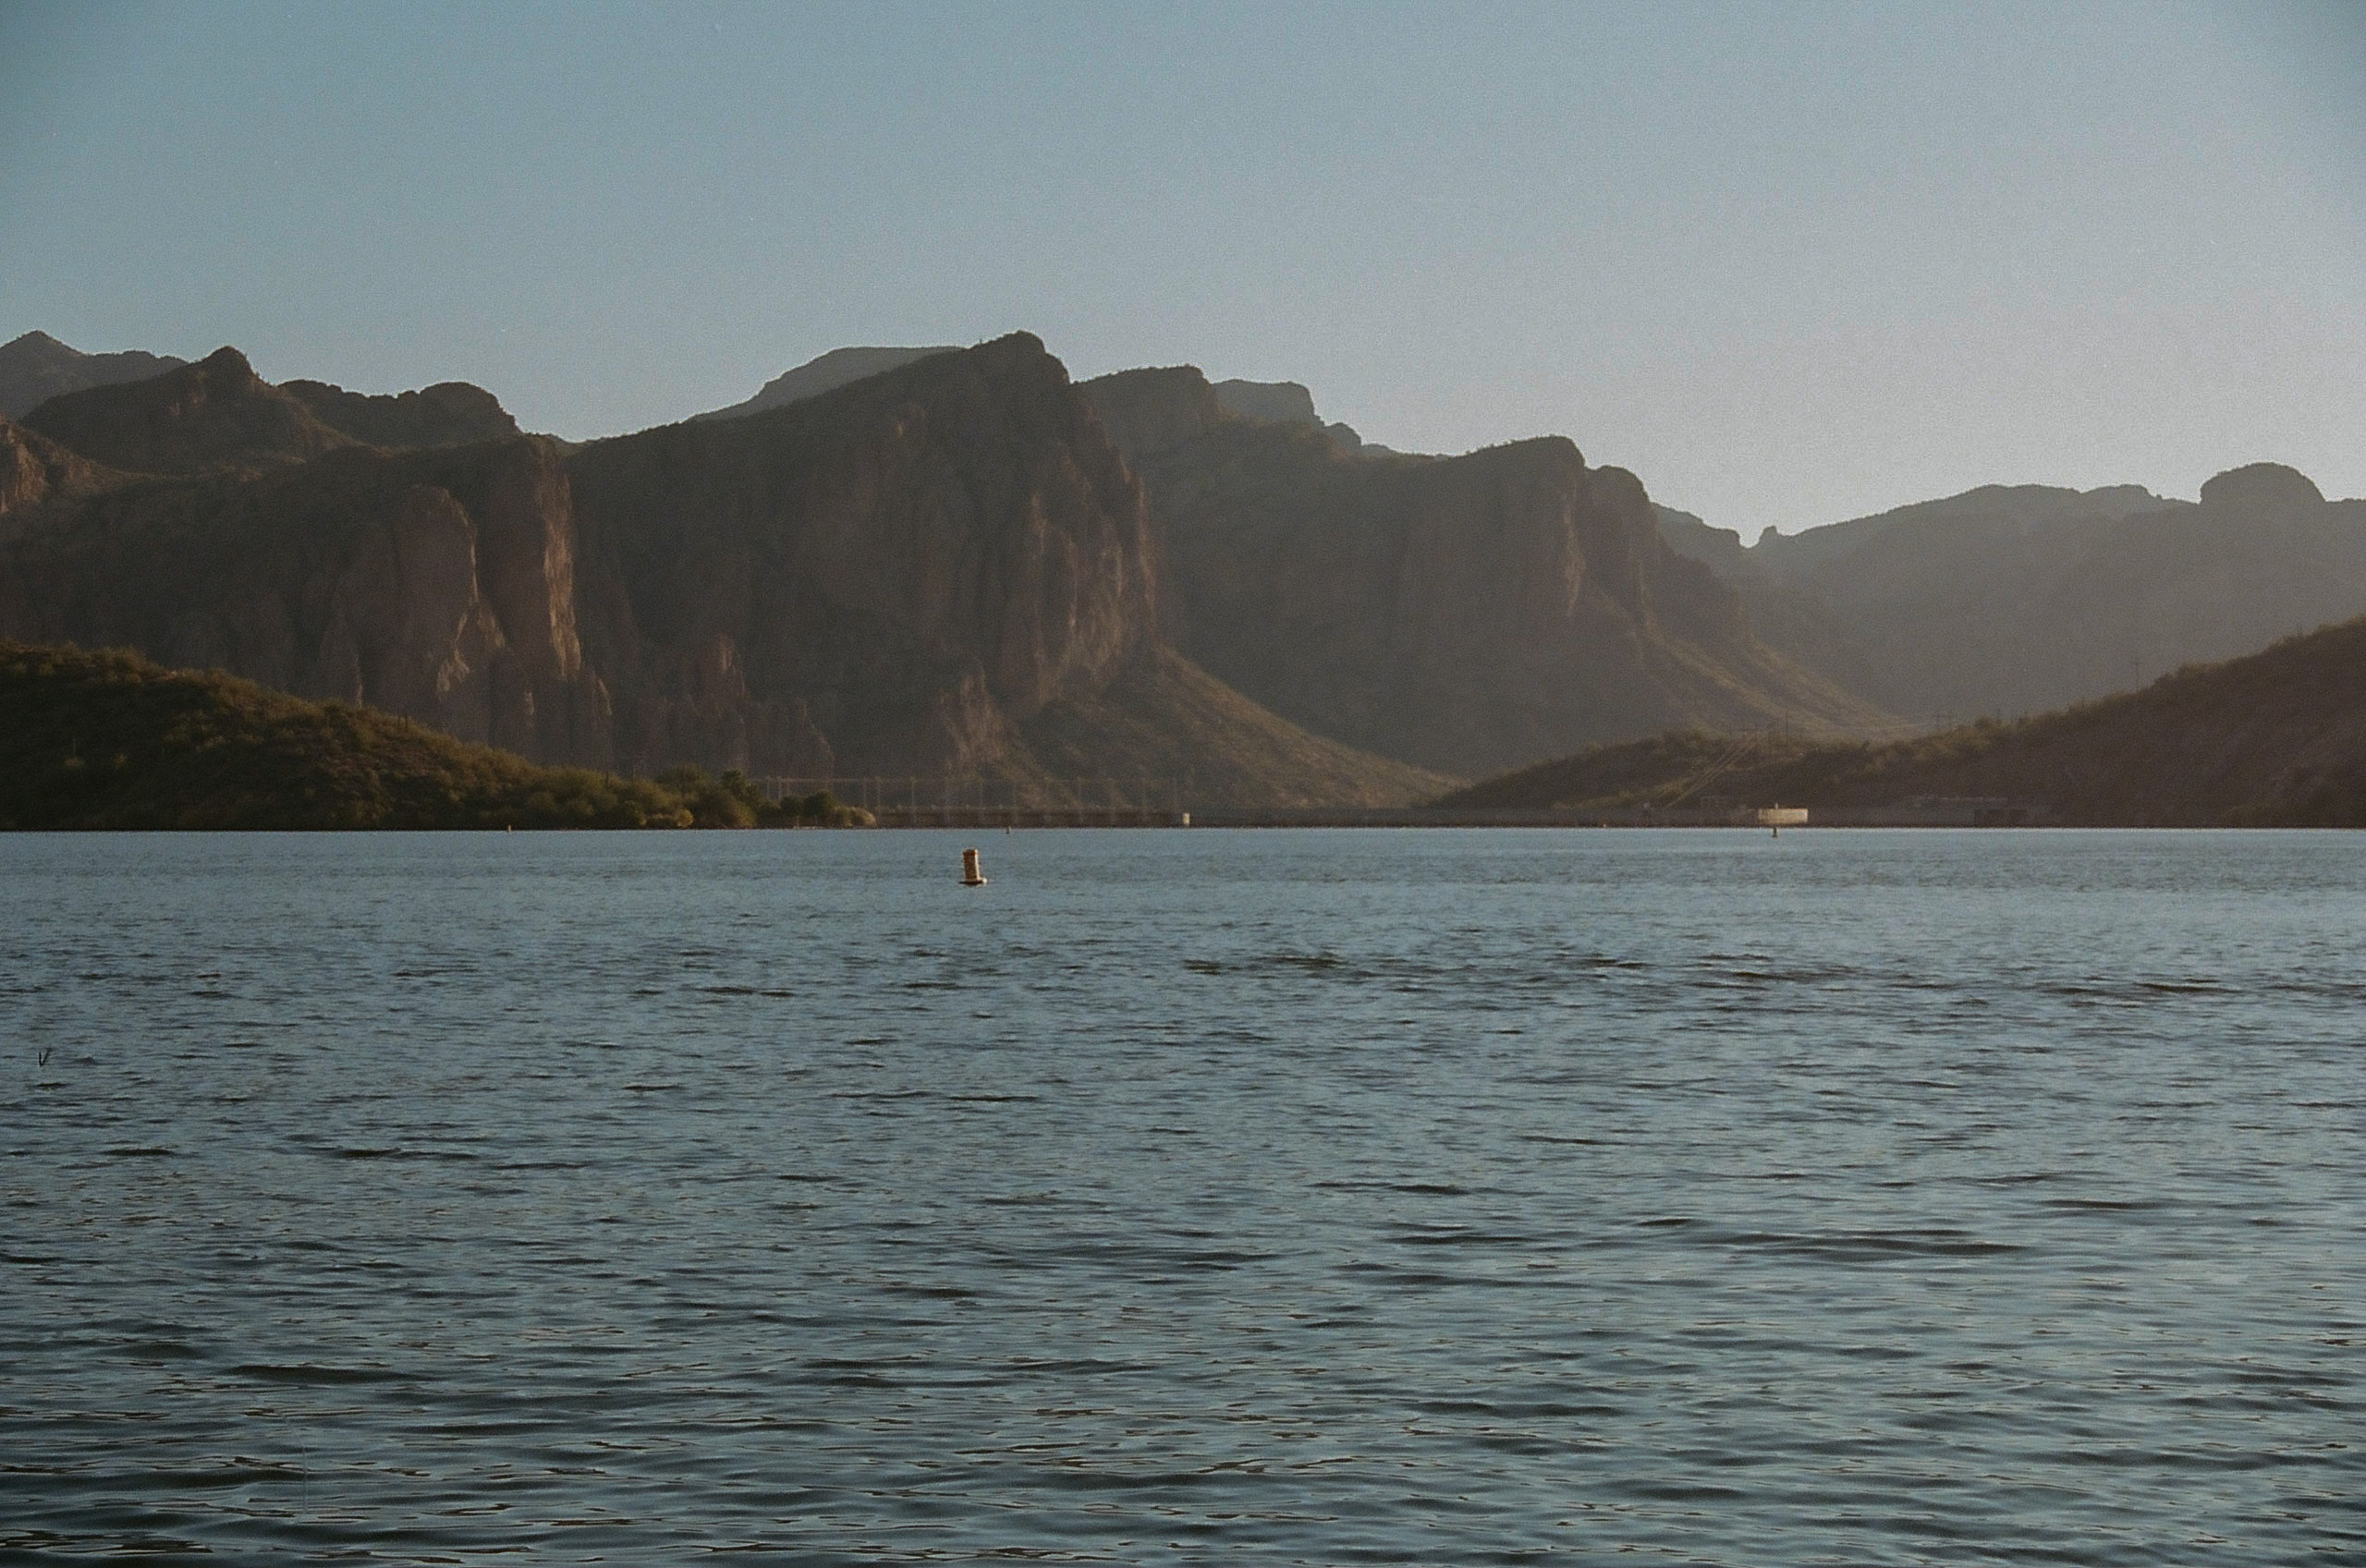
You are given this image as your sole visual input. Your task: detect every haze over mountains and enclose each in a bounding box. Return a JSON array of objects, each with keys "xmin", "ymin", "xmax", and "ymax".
[
  {"xmin": 1443, "ymin": 612, "xmax": 2366, "ymax": 828},
  {"xmin": 1079, "ymin": 366, "xmax": 1878, "ymax": 775},
  {"xmin": 1657, "ymin": 463, "xmax": 2366, "ymax": 723},
  {"xmin": 1, "ymin": 326, "xmax": 2356, "ymax": 808}
]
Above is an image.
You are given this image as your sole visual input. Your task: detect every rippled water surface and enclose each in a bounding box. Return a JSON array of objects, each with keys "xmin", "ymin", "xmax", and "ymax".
[{"xmin": 4, "ymin": 829, "xmax": 2363, "ymax": 1564}]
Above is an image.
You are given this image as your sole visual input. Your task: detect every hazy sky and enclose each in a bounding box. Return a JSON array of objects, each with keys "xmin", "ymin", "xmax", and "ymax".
[{"xmin": 4, "ymin": 1, "xmax": 2360, "ymax": 537}]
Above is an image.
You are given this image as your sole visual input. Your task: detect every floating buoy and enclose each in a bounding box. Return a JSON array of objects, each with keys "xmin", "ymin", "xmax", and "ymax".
[{"xmin": 961, "ymin": 847, "xmax": 987, "ymax": 886}]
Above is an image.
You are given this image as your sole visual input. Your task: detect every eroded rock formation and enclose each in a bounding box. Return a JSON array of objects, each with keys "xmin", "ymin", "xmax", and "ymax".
[
  {"xmin": 0, "ymin": 334, "xmax": 1441, "ymax": 803},
  {"xmin": 1081, "ymin": 365, "xmax": 1881, "ymax": 775},
  {"xmin": 20, "ymin": 347, "xmax": 356, "ymax": 476}
]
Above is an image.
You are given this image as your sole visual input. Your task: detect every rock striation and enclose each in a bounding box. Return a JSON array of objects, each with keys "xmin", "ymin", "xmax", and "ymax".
[
  {"xmin": 0, "ymin": 437, "xmax": 611, "ymax": 765},
  {"xmin": 1, "ymin": 335, "xmax": 1440, "ymax": 804},
  {"xmin": 1082, "ymin": 365, "xmax": 1884, "ymax": 775},
  {"xmin": 0, "ymin": 331, "xmax": 187, "ymax": 418},
  {"xmin": 0, "ymin": 414, "xmax": 124, "ymax": 532},
  {"xmin": 570, "ymin": 333, "xmax": 1158, "ymax": 777}
]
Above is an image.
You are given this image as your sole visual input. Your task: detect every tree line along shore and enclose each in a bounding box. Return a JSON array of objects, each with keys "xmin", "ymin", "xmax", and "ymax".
[{"xmin": 0, "ymin": 640, "xmax": 869, "ymax": 831}]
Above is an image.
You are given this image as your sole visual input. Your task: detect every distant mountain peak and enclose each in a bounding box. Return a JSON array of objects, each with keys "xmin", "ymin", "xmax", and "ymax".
[
  {"xmin": 194, "ymin": 344, "xmax": 258, "ymax": 377},
  {"xmin": 2200, "ymin": 462, "xmax": 2323, "ymax": 512},
  {"xmin": 696, "ymin": 344, "xmax": 961, "ymax": 423},
  {"xmin": 0, "ymin": 332, "xmax": 188, "ymax": 419}
]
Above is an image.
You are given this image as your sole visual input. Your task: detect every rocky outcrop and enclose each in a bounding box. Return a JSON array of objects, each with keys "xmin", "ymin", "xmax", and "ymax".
[
  {"xmin": 1080, "ymin": 367, "xmax": 1235, "ymax": 465},
  {"xmin": 1083, "ymin": 365, "xmax": 1882, "ymax": 775},
  {"xmin": 281, "ymin": 378, "xmax": 520, "ymax": 449},
  {"xmin": 0, "ymin": 332, "xmax": 186, "ymax": 418},
  {"xmin": 20, "ymin": 346, "xmax": 355, "ymax": 476},
  {"xmin": 0, "ymin": 334, "xmax": 1441, "ymax": 803},
  {"xmin": 696, "ymin": 346, "xmax": 958, "ymax": 423},
  {"xmin": 2199, "ymin": 461, "xmax": 2323, "ymax": 512},
  {"xmin": 571, "ymin": 333, "xmax": 1160, "ymax": 776},
  {"xmin": 1212, "ymin": 379, "xmax": 1320, "ymax": 426},
  {"xmin": 0, "ymin": 438, "xmax": 611, "ymax": 765},
  {"xmin": 0, "ymin": 414, "xmax": 123, "ymax": 532}
]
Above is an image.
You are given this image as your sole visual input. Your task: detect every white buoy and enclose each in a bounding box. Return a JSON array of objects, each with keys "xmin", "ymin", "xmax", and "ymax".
[{"xmin": 961, "ymin": 847, "xmax": 987, "ymax": 886}]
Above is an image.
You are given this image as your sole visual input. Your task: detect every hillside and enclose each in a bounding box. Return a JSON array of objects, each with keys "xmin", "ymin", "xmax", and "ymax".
[
  {"xmin": 0, "ymin": 331, "xmax": 186, "ymax": 418},
  {"xmin": 19, "ymin": 346, "xmax": 359, "ymax": 476},
  {"xmin": 0, "ymin": 639, "xmax": 845, "ymax": 830},
  {"xmin": 2, "ymin": 336, "xmax": 1439, "ymax": 806},
  {"xmin": 1083, "ymin": 365, "xmax": 1887, "ymax": 776},
  {"xmin": 1659, "ymin": 466, "xmax": 2366, "ymax": 722},
  {"xmin": 1440, "ymin": 614, "xmax": 2366, "ymax": 826},
  {"xmin": 1014, "ymin": 646, "xmax": 1451, "ymax": 807}
]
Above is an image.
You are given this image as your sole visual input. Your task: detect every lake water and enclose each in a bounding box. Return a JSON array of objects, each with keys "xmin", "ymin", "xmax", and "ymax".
[{"xmin": 3, "ymin": 828, "xmax": 2361, "ymax": 1564}]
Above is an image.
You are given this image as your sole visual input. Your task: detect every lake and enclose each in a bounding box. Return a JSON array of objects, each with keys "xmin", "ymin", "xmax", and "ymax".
[{"xmin": 3, "ymin": 828, "xmax": 2361, "ymax": 1563}]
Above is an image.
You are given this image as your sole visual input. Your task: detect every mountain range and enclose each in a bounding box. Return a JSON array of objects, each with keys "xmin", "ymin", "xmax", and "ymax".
[
  {"xmin": 1440, "ymin": 611, "xmax": 2366, "ymax": 827},
  {"xmin": 1656, "ymin": 463, "xmax": 2366, "ymax": 723},
  {"xmin": 2, "ymin": 327, "xmax": 2354, "ymax": 809},
  {"xmin": 0, "ymin": 330, "xmax": 186, "ymax": 419},
  {"xmin": 0, "ymin": 335, "xmax": 1451, "ymax": 804},
  {"xmin": 1079, "ymin": 366, "xmax": 1877, "ymax": 775}
]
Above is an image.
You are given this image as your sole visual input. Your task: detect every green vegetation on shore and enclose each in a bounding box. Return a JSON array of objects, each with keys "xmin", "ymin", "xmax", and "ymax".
[{"xmin": 0, "ymin": 639, "xmax": 870, "ymax": 830}]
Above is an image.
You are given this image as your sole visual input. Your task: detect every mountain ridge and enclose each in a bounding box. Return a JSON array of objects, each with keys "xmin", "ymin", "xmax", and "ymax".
[
  {"xmin": 1440, "ymin": 612, "xmax": 2366, "ymax": 826},
  {"xmin": 0, "ymin": 331, "xmax": 188, "ymax": 419},
  {"xmin": 1083, "ymin": 363, "xmax": 1887, "ymax": 775},
  {"xmin": 1657, "ymin": 468, "xmax": 2366, "ymax": 721},
  {"xmin": 1, "ymin": 334, "xmax": 1444, "ymax": 805}
]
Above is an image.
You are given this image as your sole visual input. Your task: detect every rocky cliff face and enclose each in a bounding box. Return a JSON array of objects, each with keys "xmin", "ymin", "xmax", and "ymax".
[
  {"xmin": 1082, "ymin": 366, "xmax": 1882, "ymax": 775},
  {"xmin": 0, "ymin": 415, "xmax": 122, "ymax": 532},
  {"xmin": 570, "ymin": 333, "xmax": 1159, "ymax": 776},
  {"xmin": 0, "ymin": 438, "xmax": 610, "ymax": 764},
  {"xmin": 0, "ymin": 332, "xmax": 186, "ymax": 418},
  {"xmin": 20, "ymin": 347, "xmax": 356, "ymax": 476},
  {"xmin": 1080, "ymin": 367, "xmax": 1235, "ymax": 465},
  {"xmin": 3, "ymin": 333, "xmax": 1438, "ymax": 803}
]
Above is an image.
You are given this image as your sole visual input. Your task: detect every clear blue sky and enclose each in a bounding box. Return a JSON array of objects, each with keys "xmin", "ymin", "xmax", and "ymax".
[{"xmin": 4, "ymin": 0, "xmax": 2360, "ymax": 537}]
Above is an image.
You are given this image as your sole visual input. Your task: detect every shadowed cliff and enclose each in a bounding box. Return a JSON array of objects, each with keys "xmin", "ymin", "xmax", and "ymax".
[
  {"xmin": 0, "ymin": 437, "xmax": 612, "ymax": 764},
  {"xmin": 1442, "ymin": 613, "xmax": 2366, "ymax": 826},
  {"xmin": 1083, "ymin": 365, "xmax": 1886, "ymax": 776},
  {"xmin": 568, "ymin": 333, "xmax": 1157, "ymax": 777},
  {"xmin": 2, "ymin": 336, "xmax": 1440, "ymax": 805},
  {"xmin": 18, "ymin": 346, "xmax": 526, "ymax": 478},
  {"xmin": 0, "ymin": 413, "xmax": 127, "ymax": 531}
]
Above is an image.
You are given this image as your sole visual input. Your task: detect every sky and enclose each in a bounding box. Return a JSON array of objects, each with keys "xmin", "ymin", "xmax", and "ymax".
[{"xmin": 3, "ymin": 1, "xmax": 2361, "ymax": 539}]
